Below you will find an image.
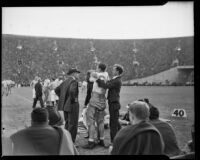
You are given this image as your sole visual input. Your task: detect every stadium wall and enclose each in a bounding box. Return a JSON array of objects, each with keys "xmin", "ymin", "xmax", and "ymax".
[{"xmin": 123, "ymin": 66, "xmax": 194, "ymax": 85}]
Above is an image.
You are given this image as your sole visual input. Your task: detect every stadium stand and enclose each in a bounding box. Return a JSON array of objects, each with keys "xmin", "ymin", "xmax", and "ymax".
[{"xmin": 2, "ymin": 34, "xmax": 193, "ymax": 84}]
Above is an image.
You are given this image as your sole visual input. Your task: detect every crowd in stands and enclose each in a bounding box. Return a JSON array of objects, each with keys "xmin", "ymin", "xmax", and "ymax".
[{"xmin": 2, "ymin": 34, "xmax": 193, "ymax": 83}]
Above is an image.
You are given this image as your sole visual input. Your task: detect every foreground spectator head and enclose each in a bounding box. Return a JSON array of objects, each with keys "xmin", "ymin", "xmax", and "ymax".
[
  {"xmin": 31, "ymin": 108, "xmax": 49, "ymax": 125},
  {"xmin": 128, "ymin": 101, "xmax": 149, "ymax": 125}
]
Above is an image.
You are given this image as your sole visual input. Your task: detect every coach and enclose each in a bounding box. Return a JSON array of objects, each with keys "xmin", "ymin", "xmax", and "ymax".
[
  {"xmin": 96, "ymin": 64, "xmax": 124, "ymax": 144},
  {"xmin": 55, "ymin": 68, "xmax": 80, "ymax": 143}
]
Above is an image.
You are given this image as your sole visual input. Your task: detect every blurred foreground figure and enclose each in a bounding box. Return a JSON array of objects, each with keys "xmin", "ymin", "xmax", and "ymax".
[
  {"xmin": 9, "ymin": 108, "xmax": 79, "ymax": 155},
  {"xmin": 110, "ymin": 101, "xmax": 164, "ymax": 155},
  {"xmin": 149, "ymin": 105, "xmax": 181, "ymax": 157}
]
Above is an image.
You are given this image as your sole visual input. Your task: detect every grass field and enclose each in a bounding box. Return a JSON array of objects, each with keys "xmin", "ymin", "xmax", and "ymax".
[{"xmin": 2, "ymin": 86, "xmax": 194, "ymax": 155}]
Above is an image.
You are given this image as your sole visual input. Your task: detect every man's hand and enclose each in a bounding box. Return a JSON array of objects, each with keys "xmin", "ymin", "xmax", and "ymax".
[
  {"xmin": 96, "ymin": 79, "xmax": 101, "ymax": 85},
  {"xmin": 83, "ymin": 105, "xmax": 87, "ymax": 109}
]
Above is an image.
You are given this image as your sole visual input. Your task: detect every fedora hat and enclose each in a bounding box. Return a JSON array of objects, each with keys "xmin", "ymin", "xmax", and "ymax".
[{"xmin": 67, "ymin": 68, "xmax": 81, "ymax": 75}]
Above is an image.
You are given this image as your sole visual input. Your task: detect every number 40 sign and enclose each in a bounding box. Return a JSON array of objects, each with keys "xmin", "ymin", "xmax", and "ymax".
[{"xmin": 172, "ymin": 109, "xmax": 187, "ymax": 118}]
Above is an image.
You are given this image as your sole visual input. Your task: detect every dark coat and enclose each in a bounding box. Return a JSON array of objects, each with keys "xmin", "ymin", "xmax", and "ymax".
[
  {"xmin": 34, "ymin": 82, "xmax": 43, "ymax": 98},
  {"xmin": 96, "ymin": 76, "xmax": 122, "ymax": 103},
  {"xmin": 150, "ymin": 119, "xmax": 181, "ymax": 157},
  {"xmin": 111, "ymin": 121, "xmax": 165, "ymax": 155},
  {"xmin": 55, "ymin": 77, "xmax": 79, "ymax": 112},
  {"xmin": 10, "ymin": 125, "xmax": 60, "ymax": 155}
]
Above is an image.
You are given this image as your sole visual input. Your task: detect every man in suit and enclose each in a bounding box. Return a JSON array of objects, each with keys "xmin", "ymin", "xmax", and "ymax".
[
  {"xmin": 32, "ymin": 77, "xmax": 44, "ymax": 108},
  {"xmin": 55, "ymin": 68, "xmax": 80, "ymax": 143},
  {"xmin": 96, "ymin": 64, "xmax": 124, "ymax": 144}
]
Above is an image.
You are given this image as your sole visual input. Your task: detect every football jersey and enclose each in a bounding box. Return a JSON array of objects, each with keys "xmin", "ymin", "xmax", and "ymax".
[{"xmin": 91, "ymin": 72, "xmax": 109, "ymax": 95}]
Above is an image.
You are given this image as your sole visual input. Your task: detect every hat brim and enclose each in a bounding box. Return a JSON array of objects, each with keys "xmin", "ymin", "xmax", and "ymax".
[{"xmin": 67, "ymin": 70, "xmax": 81, "ymax": 75}]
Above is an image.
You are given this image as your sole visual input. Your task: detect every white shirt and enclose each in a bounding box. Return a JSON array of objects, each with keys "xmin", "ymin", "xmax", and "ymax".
[
  {"xmin": 90, "ymin": 71, "xmax": 109, "ymax": 94},
  {"xmin": 112, "ymin": 75, "xmax": 120, "ymax": 79},
  {"xmin": 44, "ymin": 79, "xmax": 50, "ymax": 87},
  {"xmin": 58, "ymin": 79, "xmax": 63, "ymax": 86}
]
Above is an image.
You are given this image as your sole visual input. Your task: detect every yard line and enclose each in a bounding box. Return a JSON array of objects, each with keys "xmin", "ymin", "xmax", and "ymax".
[{"xmin": 14, "ymin": 94, "xmax": 32, "ymax": 103}]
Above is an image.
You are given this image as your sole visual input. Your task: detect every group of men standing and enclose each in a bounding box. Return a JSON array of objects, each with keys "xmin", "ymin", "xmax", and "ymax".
[
  {"xmin": 53, "ymin": 63, "xmax": 124, "ymax": 148},
  {"xmin": 81, "ymin": 63, "xmax": 124, "ymax": 149},
  {"xmin": 8, "ymin": 63, "xmax": 124, "ymax": 154},
  {"xmin": 5, "ymin": 61, "xmax": 190, "ymax": 156}
]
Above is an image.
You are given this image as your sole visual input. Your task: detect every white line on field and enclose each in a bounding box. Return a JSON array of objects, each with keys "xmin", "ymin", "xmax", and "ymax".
[{"xmin": 14, "ymin": 94, "xmax": 32, "ymax": 103}]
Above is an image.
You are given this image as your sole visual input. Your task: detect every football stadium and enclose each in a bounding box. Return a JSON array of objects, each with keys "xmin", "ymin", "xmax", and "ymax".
[{"xmin": 2, "ymin": 3, "xmax": 194, "ymax": 157}]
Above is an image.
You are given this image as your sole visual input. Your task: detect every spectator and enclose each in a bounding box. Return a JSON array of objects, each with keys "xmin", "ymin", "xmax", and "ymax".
[
  {"xmin": 10, "ymin": 108, "xmax": 79, "ymax": 155},
  {"xmin": 149, "ymin": 105, "xmax": 181, "ymax": 157},
  {"xmin": 49, "ymin": 78, "xmax": 57, "ymax": 107},
  {"xmin": 110, "ymin": 100, "xmax": 164, "ymax": 155},
  {"xmin": 43, "ymin": 78, "xmax": 51, "ymax": 106},
  {"xmin": 32, "ymin": 77, "xmax": 44, "ymax": 108}
]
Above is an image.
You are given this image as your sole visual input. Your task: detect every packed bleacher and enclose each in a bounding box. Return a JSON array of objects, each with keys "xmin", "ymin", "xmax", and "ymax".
[{"xmin": 2, "ymin": 34, "xmax": 194, "ymax": 84}]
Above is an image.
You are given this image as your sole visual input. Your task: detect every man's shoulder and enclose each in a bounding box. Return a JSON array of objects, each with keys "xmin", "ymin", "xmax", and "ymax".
[
  {"xmin": 150, "ymin": 119, "xmax": 174, "ymax": 131},
  {"xmin": 137, "ymin": 121, "xmax": 162, "ymax": 136},
  {"xmin": 10, "ymin": 128, "xmax": 29, "ymax": 139},
  {"xmin": 62, "ymin": 78, "xmax": 74, "ymax": 84},
  {"xmin": 150, "ymin": 119, "xmax": 170, "ymax": 127},
  {"xmin": 109, "ymin": 76, "xmax": 121, "ymax": 85}
]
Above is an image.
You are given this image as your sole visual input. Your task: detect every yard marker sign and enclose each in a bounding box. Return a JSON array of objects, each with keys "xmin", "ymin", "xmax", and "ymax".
[{"xmin": 172, "ymin": 109, "xmax": 187, "ymax": 118}]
